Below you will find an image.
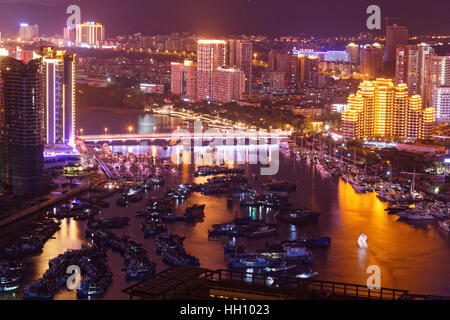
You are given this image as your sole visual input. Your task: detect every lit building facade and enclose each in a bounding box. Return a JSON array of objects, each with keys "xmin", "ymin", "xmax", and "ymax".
[
  {"xmin": 76, "ymin": 22, "xmax": 105, "ymax": 46},
  {"xmin": 0, "ymin": 57, "xmax": 44, "ymax": 196},
  {"xmin": 342, "ymin": 79, "xmax": 435, "ymax": 141},
  {"xmin": 266, "ymin": 71, "xmax": 285, "ymax": 94},
  {"xmin": 212, "ymin": 67, "xmax": 245, "ymax": 103},
  {"xmin": 171, "ymin": 60, "xmax": 197, "ymax": 101},
  {"xmin": 385, "ymin": 24, "xmax": 408, "ymax": 73},
  {"xmin": 197, "ymin": 40, "xmax": 227, "ymax": 101},
  {"xmin": 395, "ymin": 44, "xmax": 449, "ymax": 107},
  {"xmin": 432, "ymin": 86, "xmax": 450, "ymax": 122},
  {"xmin": 40, "ymin": 48, "xmax": 76, "ymax": 146},
  {"xmin": 359, "ymin": 44, "xmax": 384, "ymax": 79},
  {"xmin": 227, "ymin": 40, "xmax": 252, "ymax": 93},
  {"xmin": 19, "ymin": 23, "xmax": 39, "ymax": 41},
  {"xmin": 346, "ymin": 43, "xmax": 360, "ymax": 64}
]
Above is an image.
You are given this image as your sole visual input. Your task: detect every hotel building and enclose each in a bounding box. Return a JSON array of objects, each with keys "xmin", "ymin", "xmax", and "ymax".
[
  {"xmin": 170, "ymin": 60, "xmax": 197, "ymax": 102},
  {"xmin": 342, "ymin": 79, "xmax": 435, "ymax": 141},
  {"xmin": 76, "ymin": 22, "xmax": 105, "ymax": 46}
]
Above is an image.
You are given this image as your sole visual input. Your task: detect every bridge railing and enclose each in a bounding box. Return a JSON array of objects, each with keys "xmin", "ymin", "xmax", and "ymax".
[{"xmin": 203, "ymin": 269, "xmax": 409, "ymax": 300}]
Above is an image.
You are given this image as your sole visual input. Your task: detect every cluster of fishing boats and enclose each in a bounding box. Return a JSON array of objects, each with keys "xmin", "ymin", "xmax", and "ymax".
[
  {"xmin": 0, "ymin": 260, "xmax": 23, "ymax": 292},
  {"xmin": 209, "ymin": 218, "xmax": 278, "ymax": 238},
  {"xmin": 286, "ymin": 140, "xmax": 450, "ymax": 227},
  {"xmin": 224, "ymin": 241, "xmax": 319, "ymax": 279},
  {"xmin": 1, "ymin": 219, "xmax": 61, "ymax": 259},
  {"xmin": 194, "ymin": 165, "xmax": 244, "ymax": 177},
  {"xmin": 386, "ymin": 202, "xmax": 450, "ymax": 224},
  {"xmin": 86, "ymin": 230, "xmax": 156, "ymax": 281},
  {"xmin": 23, "ymin": 244, "xmax": 111, "ymax": 299},
  {"xmin": 46, "ymin": 199, "xmax": 102, "ymax": 220},
  {"xmin": 87, "ymin": 216, "xmax": 130, "ymax": 229},
  {"xmin": 155, "ymin": 234, "xmax": 200, "ymax": 267}
]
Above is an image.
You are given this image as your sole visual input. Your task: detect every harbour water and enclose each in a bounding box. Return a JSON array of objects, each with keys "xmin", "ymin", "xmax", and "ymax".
[{"xmin": 2, "ymin": 109, "xmax": 450, "ymax": 299}]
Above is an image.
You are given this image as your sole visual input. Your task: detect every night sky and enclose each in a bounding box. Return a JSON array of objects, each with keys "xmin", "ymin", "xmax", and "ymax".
[{"xmin": 0, "ymin": 0, "xmax": 449, "ymax": 37}]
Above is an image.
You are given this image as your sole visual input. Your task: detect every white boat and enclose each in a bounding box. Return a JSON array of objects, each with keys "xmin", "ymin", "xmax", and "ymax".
[
  {"xmin": 439, "ymin": 220, "xmax": 450, "ymax": 232},
  {"xmin": 249, "ymin": 226, "xmax": 278, "ymax": 238},
  {"xmin": 400, "ymin": 210, "xmax": 435, "ymax": 221}
]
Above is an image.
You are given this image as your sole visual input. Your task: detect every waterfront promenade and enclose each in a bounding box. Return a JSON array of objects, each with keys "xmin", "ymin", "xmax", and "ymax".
[{"xmin": 0, "ymin": 177, "xmax": 106, "ymax": 229}]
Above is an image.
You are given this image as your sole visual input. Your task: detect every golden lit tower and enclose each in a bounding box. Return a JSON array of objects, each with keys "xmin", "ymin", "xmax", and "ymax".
[{"xmin": 342, "ymin": 79, "xmax": 435, "ymax": 141}]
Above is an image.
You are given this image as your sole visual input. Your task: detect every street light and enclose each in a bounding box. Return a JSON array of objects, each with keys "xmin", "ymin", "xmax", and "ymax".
[
  {"xmin": 80, "ymin": 128, "xmax": 84, "ymax": 135},
  {"xmin": 128, "ymin": 126, "xmax": 134, "ymax": 134},
  {"xmin": 104, "ymin": 127, "xmax": 108, "ymax": 135}
]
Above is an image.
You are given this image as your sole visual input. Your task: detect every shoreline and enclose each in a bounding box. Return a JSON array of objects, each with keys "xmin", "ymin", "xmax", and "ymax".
[{"xmin": 78, "ymin": 105, "xmax": 148, "ymax": 115}]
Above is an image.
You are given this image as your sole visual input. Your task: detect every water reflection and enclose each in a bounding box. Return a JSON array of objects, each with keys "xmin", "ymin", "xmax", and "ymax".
[{"xmin": 2, "ymin": 110, "xmax": 446, "ymax": 299}]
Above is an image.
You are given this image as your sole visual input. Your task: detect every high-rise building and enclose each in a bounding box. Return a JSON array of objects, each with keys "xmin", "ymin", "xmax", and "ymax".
[
  {"xmin": 64, "ymin": 26, "xmax": 76, "ymax": 44},
  {"xmin": 211, "ymin": 67, "xmax": 245, "ymax": 103},
  {"xmin": 19, "ymin": 23, "xmax": 39, "ymax": 41},
  {"xmin": 170, "ymin": 60, "xmax": 197, "ymax": 102},
  {"xmin": 266, "ymin": 72, "xmax": 285, "ymax": 94},
  {"xmin": 227, "ymin": 40, "xmax": 252, "ymax": 93},
  {"xmin": 0, "ymin": 57, "xmax": 44, "ymax": 196},
  {"xmin": 76, "ymin": 22, "xmax": 105, "ymax": 46},
  {"xmin": 268, "ymin": 50, "xmax": 299, "ymax": 86},
  {"xmin": 346, "ymin": 43, "xmax": 360, "ymax": 64},
  {"xmin": 39, "ymin": 47, "xmax": 76, "ymax": 146},
  {"xmin": 359, "ymin": 44, "xmax": 384, "ymax": 79},
  {"xmin": 196, "ymin": 40, "xmax": 227, "ymax": 101},
  {"xmin": 432, "ymin": 86, "xmax": 450, "ymax": 122},
  {"xmin": 342, "ymin": 79, "xmax": 435, "ymax": 141},
  {"xmin": 385, "ymin": 24, "xmax": 408, "ymax": 73},
  {"xmin": 395, "ymin": 44, "xmax": 435, "ymax": 105},
  {"xmin": 297, "ymin": 55, "xmax": 319, "ymax": 86}
]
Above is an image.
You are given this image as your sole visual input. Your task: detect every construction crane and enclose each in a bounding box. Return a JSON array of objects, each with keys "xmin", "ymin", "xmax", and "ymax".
[{"xmin": 384, "ymin": 17, "xmax": 400, "ymax": 27}]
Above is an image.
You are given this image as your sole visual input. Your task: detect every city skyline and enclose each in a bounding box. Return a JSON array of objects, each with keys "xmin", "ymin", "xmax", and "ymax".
[{"xmin": 0, "ymin": 0, "xmax": 450, "ymax": 37}]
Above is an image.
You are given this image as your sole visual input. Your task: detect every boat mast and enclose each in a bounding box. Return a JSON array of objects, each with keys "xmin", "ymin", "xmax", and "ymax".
[{"xmin": 411, "ymin": 168, "xmax": 416, "ymax": 193}]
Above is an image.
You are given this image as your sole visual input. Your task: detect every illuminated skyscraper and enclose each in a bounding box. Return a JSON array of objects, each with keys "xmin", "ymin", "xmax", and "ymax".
[
  {"xmin": 212, "ymin": 67, "xmax": 245, "ymax": 103},
  {"xmin": 197, "ymin": 40, "xmax": 227, "ymax": 101},
  {"xmin": 0, "ymin": 57, "xmax": 44, "ymax": 196},
  {"xmin": 227, "ymin": 40, "xmax": 253, "ymax": 93},
  {"xmin": 76, "ymin": 22, "xmax": 105, "ymax": 46},
  {"xmin": 268, "ymin": 50, "xmax": 298, "ymax": 86},
  {"xmin": 395, "ymin": 44, "xmax": 436, "ymax": 105},
  {"xmin": 64, "ymin": 26, "xmax": 76, "ymax": 44},
  {"xmin": 432, "ymin": 86, "xmax": 450, "ymax": 122},
  {"xmin": 19, "ymin": 23, "xmax": 39, "ymax": 41},
  {"xmin": 342, "ymin": 79, "xmax": 435, "ymax": 140},
  {"xmin": 39, "ymin": 47, "xmax": 76, "ymax": 146},
  {"xmin": 171, "ymin": 60, "xmax": 197, "ymax": 102},
  {"xmin": 385, "ymin": 24, "xmax": 408, "ymax": 73},
  {"xmin": 359, "ymin": 44, "xmax": 384, "ymax": 79},
  {"xmin": 346, "ymin": 43, "xmax": 360, "ymax": 64}
]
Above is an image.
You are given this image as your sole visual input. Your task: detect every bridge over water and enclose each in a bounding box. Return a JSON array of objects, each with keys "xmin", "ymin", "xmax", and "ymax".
[{"xmin": 78, "ymin": 131, "xmax": 290, "ymax": 143}]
